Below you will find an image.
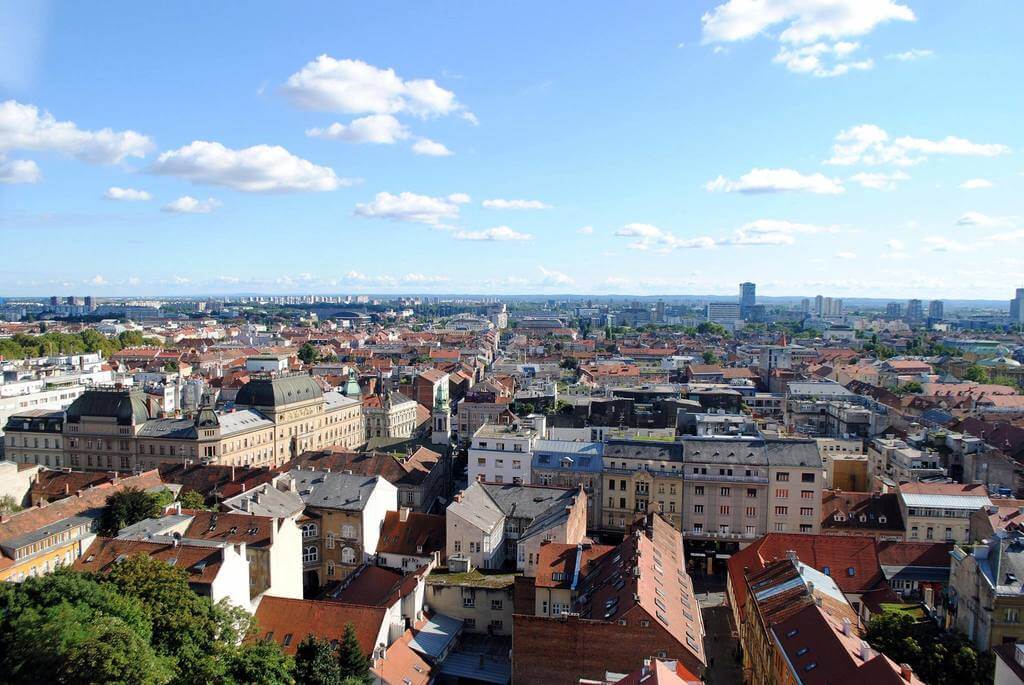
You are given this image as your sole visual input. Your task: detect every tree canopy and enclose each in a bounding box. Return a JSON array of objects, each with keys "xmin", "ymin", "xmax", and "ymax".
[
  {"xmin": 865, "ymin": 609, "xmax": 992, "ymax": 685},
  {"xmin": 0, "ymin": 559, "xmax": 294, "ymax": 685},
  {"xmin": 98, "ymin": 487, "xmax": 171, "ymax": 536}
]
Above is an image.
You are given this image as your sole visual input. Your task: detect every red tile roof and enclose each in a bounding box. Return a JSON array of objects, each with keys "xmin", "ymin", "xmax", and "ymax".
[
  {"xmin": 253, "ymin": 596, "xmax": 386, "ymax": 656},
  {"xmin": 376, "ymin": 510, "xmax": 445, "ymax": 558},
  {"xmin": 73, "ymin": 537, "xmax": 224, "ymax": 585}
]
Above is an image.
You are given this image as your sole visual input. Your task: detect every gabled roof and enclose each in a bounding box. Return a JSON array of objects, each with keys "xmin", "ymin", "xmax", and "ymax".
[
  {"xmin": 287, "ymin": 469, "xmax": 389, "ymax": 511},
  {"xmin": 253, "ymin": 596, "xmax": 386, "ymax": 656},
  {"xmin": 73, "ymin": 537, "xmax": 224, "ymax": 585},
  {"xmin": 377, "ymin": 510, "xmax": 445, "ymax": 557},
  {"xmin": 729, "ymin": 534, "xmax": 885, "ymax": 613}
]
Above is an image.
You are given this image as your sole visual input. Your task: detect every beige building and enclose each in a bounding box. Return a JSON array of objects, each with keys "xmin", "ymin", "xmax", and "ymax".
[
  {"xmin": 897, "ymin": 482, "xmax": 991, "ymax": 544},
  {"xmin": 363, "ymin": 391, "xmax": 418, "ymax": 440},
  {"xmin": 3, "ymin": 374, "xmax": 365, "ymax": 472},
  {"xmin": 950, "ymin": 531, "xmax": 1024, "ymax": 651}
]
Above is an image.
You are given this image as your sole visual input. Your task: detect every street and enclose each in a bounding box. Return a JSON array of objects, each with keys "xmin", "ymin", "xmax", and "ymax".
[{"xmin": 693, "ymin": 575, "xmax": 744, "ymax": 684}]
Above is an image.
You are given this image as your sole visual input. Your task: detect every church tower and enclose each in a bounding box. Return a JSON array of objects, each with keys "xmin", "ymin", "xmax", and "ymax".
[{"xmin": 431, "ymin": 389, "xmax": 451, "ymax": 446}]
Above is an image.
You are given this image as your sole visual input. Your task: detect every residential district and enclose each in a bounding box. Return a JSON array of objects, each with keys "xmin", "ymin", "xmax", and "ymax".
[{"xmin": 5, "ymin": 286, "xmax": 1024, "ymax": 684}]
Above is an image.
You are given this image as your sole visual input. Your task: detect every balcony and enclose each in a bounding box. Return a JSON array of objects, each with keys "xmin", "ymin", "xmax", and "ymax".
[
  {"xmin": 684, "ymin": 473, "xmax": 768, "ymax": 484},
  {"xmin": 685, "ymin": 529, "xmax": 760, "ymax": 541}
]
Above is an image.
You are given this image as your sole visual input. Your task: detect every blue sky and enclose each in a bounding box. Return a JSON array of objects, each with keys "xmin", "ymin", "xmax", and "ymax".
[{"xmin": 1, "ymin": 1, "xmax": 1022, "ymax": 299}]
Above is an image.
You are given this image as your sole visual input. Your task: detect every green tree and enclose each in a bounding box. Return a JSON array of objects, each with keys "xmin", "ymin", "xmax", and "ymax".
[
  {"xmin": 702, "ymin": 350, "xmax": 719, "ymax": 364},
  {"xmin": 99, "ymin": 487, "xmax": 164, "ymax": 535},
  {"xmin": 336, "ymin": 623, "xmax": 371, "ymax": 683},
  {"xmin": 58, "ymin": 616, "xmax": 173, "ymax": 685},
  {"xmin": 865, "ymin": 609, "xmax": 992, "ymax": 685},
  {"xmin": 226, "ymin": 641, "xmax": 294, "ymax": 685},
  {"xmin": 177, "ymin": 489, "xmax": 208, "ymax": 510},
  {"xmin": 559, "ymin": 357, "xmax": 579, "ymax": 371},
  {"xmin": 298, "ymin": 343, "xmax": 320, "ymax": 365},
  {"xmin": 962, "ymin": 364, "xmax": 989, "ymax": 383},
  {"xmin": 697, "ymin": 322, "xmax": 728, "ymax": 337},
  {"xmin": 0, "ymin": 493, "xmax": 22, "ymax": 515},
  {"xmin": 897, "ymin": 380, "xmax": 923, "ymax": 395},
  {"xmin": 294, "ymin": 635, "xmax": 346, "ymax": 685}
]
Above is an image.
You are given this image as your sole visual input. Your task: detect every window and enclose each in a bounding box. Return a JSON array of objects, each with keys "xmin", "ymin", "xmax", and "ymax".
[
  {"xmin": 745, "ymin": 525, "xmax": 756, "ymax": 536},
  {"xmin": 800, "ymin": 507, "xmax": 813, "ymax": 517},
  {"xmin": 775, "ymin": 489, "xmax": 789, "ymax": 499},
  {"xmin": 492, "ymin": 599, "xmax": 503, "ymax": 610},
  {"xmin": 801, "ymin": 490, "xmax": 814, "ymax": 499},
  {"xmin": 302, "ymin": 546, "xmax": 318, "ymax": 563},
  {"xmin": 454, "ymin": 540, "xmax": 462, "ymax": 553},
  {"xmin": 1006, "ymin": 609, "xmax": 1020, "ymax": 623},
  {"xmin": 745, "ymin": 506, "xmax": 756, "ymax": 517},
  {"xmin": 693, "ymin": 505, "xmax": 704, "ymax": 514},
  {"xmin": 609, "ymin": 479, "xmax": 616, "ymax": 491},
  {"xmin": 747, "ymin": 488, "xmax": 757, "ymax": 498},
  {"xmin": 693, "ymin": 523, "xmax": 703, "ymax": 533},
  {"xmin": 463, "ymin": 595, "xmax": 476, "ymax": 608},
  {"xmin": 326, "ymin": 533, "xmax": 335, "ymax": 549},
  {"xmin": 801, "ymin": 472, "xmax": 816, "ymax": 483},
  {"xmin": 720, "ymin": 505, "xmax": 730, "ymax": 515},
  {"xmin": 490, "ymin": 620, "xmax": 503, "ymax": 630},
  {"xmin": 776, "ymin": 472, "xmax": 789, "ymax": 482},
  {"xmin": 342, "ymin": 524, "xmax": 356, "ymax": 538},
  {"xmin": 720, "ymin": 487, "xmax": 731, "ymax": 497},
  {"xmin": 775, "ymin": 506, "xmax": 788, "ymax": 516},
  {"xmin": 342, "ymin": 547, "xmax": 356, "ymax": 564},
  {"xmin": 799, "ymin": 524, "xmax": 812, "ymax": 533},
  {"xmin": 694, "ymin": 486, "xmax": 704, "ymax": 496},
  {"xmin": 301, "ymin": 523, "xmax": 318, "ymax": 538}
]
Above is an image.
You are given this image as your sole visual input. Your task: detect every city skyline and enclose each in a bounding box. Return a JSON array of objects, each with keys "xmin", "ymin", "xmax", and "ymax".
[{"xmin": 2, "ymin": 1, "xmax": 1023, "ymax": 298}]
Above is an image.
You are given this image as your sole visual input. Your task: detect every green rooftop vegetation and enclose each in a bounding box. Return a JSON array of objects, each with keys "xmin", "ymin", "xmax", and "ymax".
[{"xmin": 426, "ymin": 567, "xmax": 517, "ymax": 589}]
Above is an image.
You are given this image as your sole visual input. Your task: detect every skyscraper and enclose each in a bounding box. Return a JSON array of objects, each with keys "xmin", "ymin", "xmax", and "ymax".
[
  {"xmin": 928, "ymin": 300, "xmax": 944, "ymax": 322},
  {"xmin": 1011, "ymin": 288, "xmax": 1024, "ymax": 325},
  {"xmin": 906, "ymin": 299, "xmax": 923, "ymax": 323},
  {"xmin": 739, "ymin": 282, "xmax": 756, "ymax": 319},
  {"xmin": 886, "ymin": 302, "xmax": 903, "ymax": 319}
]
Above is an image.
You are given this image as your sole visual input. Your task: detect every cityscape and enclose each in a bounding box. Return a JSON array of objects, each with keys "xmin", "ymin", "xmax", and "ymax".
[{"xmin": 3, "ymin": 2, "xmax": 1024, "ymax": 685}]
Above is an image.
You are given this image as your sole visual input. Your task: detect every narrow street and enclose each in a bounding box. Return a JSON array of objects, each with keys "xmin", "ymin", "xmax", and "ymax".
[{"xmin": 693, "ymin": 575, "xmax": 744, "ymax": 684}]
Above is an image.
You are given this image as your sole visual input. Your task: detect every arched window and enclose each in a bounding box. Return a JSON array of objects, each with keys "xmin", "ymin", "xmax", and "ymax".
[
  {"xmin": 303, "ymin": 546, "xmax": 319, "ymax": 564},
  {"xmin": 301, "ymin": 523, "xmax": 318, "ymax": 538},
  {"xmin": 326, "ymin": 533, "xmax": 335, "ymax": 549},
  {"xmin": 341, "ymin": 547, "xmax": 356, "ymax": 564},
  {"xmin": 341, "ymin": 524, "xmax": 356, "ymax": 539}
]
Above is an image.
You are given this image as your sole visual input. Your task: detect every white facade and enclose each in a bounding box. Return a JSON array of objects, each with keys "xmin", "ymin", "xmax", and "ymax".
[
  {"xmin": 361, "ymin": 478, "xmax": 399, "ymax": 560},
  {"xmin": 209, "ymin": 542, "xmax": 255, "ymax": 612},
  {"xmin": 468, "ymin": 424, "xmax": 538, "ymax": 485},
  {"xmin": 266, "ymin": 517, "xmax": 304, "ymax": 600}
]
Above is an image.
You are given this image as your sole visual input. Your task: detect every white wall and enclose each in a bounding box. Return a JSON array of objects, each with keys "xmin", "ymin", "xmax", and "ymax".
[
  {"xmin": 210, "ymin": 543, "xmax": 254, "ymax": 613},
  {"xmin": 267, "ymin": 517, "xmax": 303, "ymax": 599},
  {"xmin": 361, "ymin": 478, "xmax": 399, "ymax": 559},
  {"xmin": 0, "ymin": 461, "xmax": 39, "ymax": 505}
]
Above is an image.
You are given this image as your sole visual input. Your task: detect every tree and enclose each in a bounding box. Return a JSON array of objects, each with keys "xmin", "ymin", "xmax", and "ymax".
[
  {"xmin": 298, "ymin": 343, "xmax": 320, "ymax": 366},
  {"xmin": 897, "ymin": 380, "xmax": 923, "ymax": 395},
  {"xmin": 58, "ymin": 616, "xmax": 173, "ymax": 685},
  {"xmin": 702, "ymin": 350, "xmax": 719, "ymax": 365},
  {"xmin": 697, "ymin": 322, "xmax": 728, "ymax": 337},
  {"xmin": 559, "ymin": 357, "xmax": 579, "ymax": 371},
  {"xmin": 865, "ymin": 609, "xmax": 993, "ymax": 685},
  {"xmin": 962, "ymin": 364, "xmax": 989, "ymax": 383},
  {"xmin": 294, "ymin": 635, "xmax": 346, "ymax": 685},
  {"xmin": 177, "ymin": 489, "xmax": 208, "ymax": 510},
  {"xmin": 99, "ymin": 487, "xmax": 164, "ymax": 535},
  {"xmin": 336, "ymin": 623, "xmax": 371, "ymax": 683},
  {"xmin": 226, "ymin": 641, "xmax": 294, "ymax": 685},
  {"xmin": 0, "ymin": 493, "xmax": 22, "ymax": 515}
]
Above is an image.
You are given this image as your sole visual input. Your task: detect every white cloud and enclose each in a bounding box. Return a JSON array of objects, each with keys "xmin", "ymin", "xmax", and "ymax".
[
  {"xmin": 0, "ymin": 100, "xmax": 153, "ymax": 164},
  {"xmin": 538, "ymin": 266, "xmax": 573, "ymax": 286},
  {"xmin": 411, "ymin": 138, "xmax": 453, "ymax": 156},
  {"xmin": 482, "ymin": 199, "xmax": 551, "ymax": 210},
  {"xmin": 887, "ymin": 49, "xmax": 934, "ymax": 61},
  {"xmin": 726, "ymin": 219, "xmax": 838, "ymax": 245},
  {"xmin": 701, "ymin": 0, "xmax": 915, "ymax": 45},
  {"xmin": 354, "ymin": 191, "xmax": 469, "ymax": 226},
  {"xmin": 0, "ymin": 155, "xmax": 40, "ymax": 183},
  {"xmin": 849, "ymin": 170, "xmax": 910, "ymax": 190},
  {"xmin": 104, "ymin": 186, "xmax": 152, "ymax": 201},
  {"xmin": 151, "ymin": 141, "xmax": 351, "ymax": 193},
  {"xmin": 959, "ymin": 178, "xmax": 993, "ymax": 190},
  {"xmin": 924, "ymin": 236, "xmax": 970, "ymax": 252},
  {"xmin": 306, "ymin": 114, "xmax": 410, "ymax": 144},
  {"xmin": 773, "ymin": 41, "xmax": 873, "ymax": 77},
  {"xmin": 87, "ymin": 275, "xmax": 108, "ymax": 286},
  {"xmin": 616, "ymin": 223, "xmax": 717, "ymax": 251},
  {"xmin": 835, "ymin": 251, "xmax": 858, "ymax": 259},
  {"xmin": 827, "ymin": 124, "xmax": 1010, "ymax": 166},
  {"xmin": 577, "ymin": 225, "xmax": 594, "ymax": 234},
  {"xmin": 705, "ymin": 168, "xmax": 844, "ymax": 194},
  {"xmin": 452, "ymin": 226, "xmax": 533, "ymax": 241},
  {"xmin": 162, "ymin": 195, "xmax": 220, "ymax": 214},
  {"xmin": 701, "ymin": 0, "xmax": 913, "ymax": 76},
  {"xmin": 283, "ymin": 55, "xmax": 474, "ymax": 121},
  {"xmin": 956, "ymin": 211, "xmax": 1015, "ymax": 228},
  {"xmin": 886, "ymin": 239, "xmax": 905, "ymax": 250}
]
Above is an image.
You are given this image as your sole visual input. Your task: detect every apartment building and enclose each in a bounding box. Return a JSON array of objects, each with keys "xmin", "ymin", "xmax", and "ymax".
[
  {"xmin": 467, "ymin": 422, "xmax": 539, "ymax": 485},
  {"xmin": 531, "ymin": 439, "xmax": 604, "ymax": 529},
  {"xmin": 602, "ymin": 438, "xmax": 686, "ymax": 533},
  {"xmin": 868, "ymin": 436, "xmax": 945, "ymax": 484},
  {"xmin": 897, "ymin": 482, "xmax": 991, "ymax": 544},
  {"xmin": 950, "ymin": 530, "xmax": 1024, "ymax": 650}
]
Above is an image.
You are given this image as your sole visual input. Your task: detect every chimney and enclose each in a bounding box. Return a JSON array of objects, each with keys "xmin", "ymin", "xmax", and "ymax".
[
  {"xmin": 786, "ymin": 549, "xmax": 798, "ymax": 562},
  {"xmin": 400, "ymin": 507, "xmax": 410, "ymax": 523},
  {"xmin": 900, "ymin": 664, "xmax": 914, "ymax": 682},
  {"xmin": 841, "ymin": 617, "xmax": 852, "ymax": 636},
  {"xmin": 859, "ymin": 641, "xmax": 872, "ymax": 661}
]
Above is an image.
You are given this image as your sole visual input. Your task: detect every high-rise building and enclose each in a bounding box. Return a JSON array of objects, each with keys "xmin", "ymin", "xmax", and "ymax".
[
  {"xmin": 814, "ymin": 295, "xmax": 824, "ymax": 316},
  {"xmin": 906, "ymin": 299, "xmax": 923, "ymax": 323},
  {"xmin": 49, "ymin": 296, "xmax": 60, "ymax": 307},
  {"xmin": 800, "ymin": 298, "xmax": 811, "ymax": 314},
  {"xmin": 740, "ymin": 282, "xmax": 756, "ymax": 318},
  {"xmin": 84, "ymin": 296, "xmax": 95, "ymax": 310},
  {"xmin": 1011, "ymin": 288, "xmax": 1024, "ymax": 325},
  {"xmin": 928, "ymin": 300, "xmax": 944, "ymax": 322},
  {"xmin": 655, "ymin": 299, "xmax": 666, "ymax": 323},
  {"xmin": 886, "ymin": 302, "xmax": 903, "ymax": 319}
]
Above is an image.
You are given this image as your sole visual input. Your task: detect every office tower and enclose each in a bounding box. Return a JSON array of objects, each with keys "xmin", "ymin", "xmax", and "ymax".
[
  {"xmin": 84, "ymin": 296, "xmax": 95, "ymax": 310},
  {"xmin": 655, "ymin": 299, "xmax": 666, "ymax": 323},
  {"xmin": 906, "ymin": 299, "xmax": 923, "ymax": 323},
  {"xmin": 801, "ymin": 298, "xmax": 811, "ymax": 314},
  {"xmin": 49, "ymin": 296, "xmax": 60, "ymax": 306},
  {"xmin": 814, "ymin": 295, "xmax": 824, "ymax": 316},
  {"xmin": 886, "ymin": 302, "xmax": 903, "ymax": 319},
  {"xmin": 1011, "ymin": 288, "xmax": 1024, "ymax": 325},
  {"xmin": 928, "ymin": 300, "xmax": 944, "ymax": 322},
  {"xmin": 739, "ymin": 282, "xmax": 756, "ymax": 318}
]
